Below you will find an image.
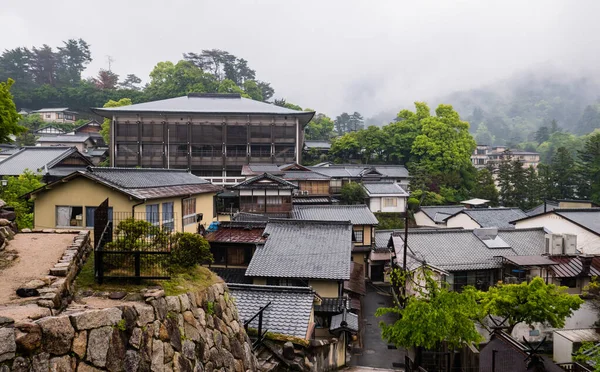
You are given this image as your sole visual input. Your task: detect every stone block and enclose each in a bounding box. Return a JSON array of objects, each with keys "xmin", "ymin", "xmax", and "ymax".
[
  {"xmin": 15, "ymin": 321, "xmax": 42, "ymax": 352},
  {"xmin": 49, "ymin": 355, "xmax": 73, "ymax": 372},
  {"xmin": 50, "ymin": 267, "xmax": 68, "ymax": 276},
  {"xmin": 178, "ymin": 294, "xmax": 190, "ymax": 311},
  {"xmin": 0, "ymin": 327, "xmax": 15, "ymax": 362},
  {"xmin": 70, "ymin": 308, "xmax": 122, "ymax": 330},
  {"xmin": 72, "ymin": 330, "xmax": 87, "ymax": 359},
  {"xmin": 86, "ymin": 326, "xmax": 112, "ymax": 368},
  {"xmin": 129, "ymin": 327, "xmax": 142, "ymax": 349},
  {"xmin": 181, "ymin": 340, "xmax": 194, "ymax": 360},
  {"xmin": 37, "ymin": 316, "xmax": 74, "ymax": 355},
  {"xmin": 12, "ymin": 356, "xmax": 30, "ymax": 372},
  {"xmin": 31, "ymin": 352, "xmax": 50, "ymax": 372},
  {"xmin": 106, "ymin": 329, "xmax": 127, "ymax": 372},
  {"xmin": 124, "ymin": 350, "xmax": 140, "ymax": 372},
  {"xmin": 151, "ymin": 339, "xmax": 164, "ymax": 372},
  {"xmin": 133, "ymin": 303, "xmax": 155, "ymax": 326},
  {"xmin": 22, "ymin": 279, "xmax": 46, "ymax": 289},
  {"xmin": 165, "ymin": 296, "xmax": 180, "ymax": 312},
  {"xmin": 77, "ymin": 362, "xmax": 103, "ymax": 372}
]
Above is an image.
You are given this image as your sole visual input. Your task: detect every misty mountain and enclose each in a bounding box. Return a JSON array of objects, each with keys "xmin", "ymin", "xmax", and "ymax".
[{"xmin": 366, "ymin": 70, "xmax": 600, "ymax": 145}]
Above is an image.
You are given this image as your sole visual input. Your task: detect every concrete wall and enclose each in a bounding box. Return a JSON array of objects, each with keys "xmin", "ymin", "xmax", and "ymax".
[
  {"xmin": 414, "ymin": 211, "xmax": 438, "ymax": 227},
  {"xmin": 553, "ymin": 332, "xmax": 574, "ymax": 363},
  {"xmin": 446, "ymin": 213, "xmax": 480, "ymax": 229},
  {"xmin": 31, "ymin": 176, "xmax": 218, "ymax": 232},
  {"xmin": 308, "ymin": 280, "xmax": 340, "ymax": 298},
  {"xmin": 515, "ymin": 214, "xmax": 600, "ymax": 254},
  {"xmin": 0, "ymin": 282, "xmax": 258, "ymax": 371},
  {"xmin": 368, "ymin": 196, "xmax": 406, "ymax": 213}
]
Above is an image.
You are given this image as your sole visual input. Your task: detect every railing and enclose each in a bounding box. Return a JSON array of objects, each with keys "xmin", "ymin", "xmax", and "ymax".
[
  {"xmin": 239, "ymin": 203, "xmax": 292, "ymax": 214},
  {"xmin": 204, "ymin": 176, "xmax": 246, "ymax": 186},
  {"xmin": 244, "ymin": 301, "xmax": 271, "ymax": 349},
  {"xmin": 557, "ymin": 363, "xmax": 594, "ymax": 372}
]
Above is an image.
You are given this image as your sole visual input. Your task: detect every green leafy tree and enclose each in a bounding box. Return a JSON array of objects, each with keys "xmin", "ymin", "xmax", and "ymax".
[
  {"xmin": 574, "ymin": 342, "xmax": 600, "ymax": 371},
  {"xmin": 100, "ymin": 98, "xmax": 132, "ymax": 147},
  {"xmin": 377, "ymin": 268, "xmax": 483, "ymax": 350},
  {"xmin": 534, "ymin": 126, "xmax": 550, "ymax": 143},
  {"xmin": 472, "ymin": 168, "xmax": 499, "ymax": 206},
  {"xmin": 0, "ymin": 79, "xmax": 25, "ymax": 142},
  {"xmin": 523, "ymin": 166, "xmax": 543, "ymax": 210},
  {"xmin": 578, "ymin": 132, "xmax": 600, "ymax": 203},
  {"xmin": 257, "ymin": 81, "xmax": 274, "ymax": 102},
  {"xmin": 242, "ymin": 80, "xmax": 263, "ymax": 101},
  {"xmin": 305, "ymin": 112, "xmax": 334, "ymax": 141},
  {"xmin": 0, "ymin": 171, "xmax": 44, "ymax": 229},
  {"xmin": 330, "ymin": 132, "xmax": 360, "ymax": 162},
  {"xmin": 171, "ymin": 232, "xmax": 213, "ymax": 268},
  {"xmin": 15, "ymin": 131, "xmax": 37, "ymax": 146},
  {"xmin": 218, "ymin": 79, "xmax": 249, "ymax": 97},
  {"xmin": 119, "ymin": 74, "xmax": 142, "ymax": 90},
  {"xmin": 145, "ymin": 60, "xmax": 217, "ymax": 100},
  {"xmin": 339, "ymin": 182, "xmax": 367, "ymax": 205},
  {"xmin": 474, "ymin": 122, "xmax": 495, "ymax": 145},
  {"xmin": 381, "ymin": 103, "xmax": 429, "ymax": 163},
  {"xmin": 478, "ymin": 277, "xmax": 584, "ymax": 333}
]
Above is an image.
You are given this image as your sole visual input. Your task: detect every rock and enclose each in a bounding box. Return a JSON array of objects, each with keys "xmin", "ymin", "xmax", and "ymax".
[
  {"xmin": 0, "ymin": 211, "xmax": 16, "ymax": 221},
  {"xmin": 86, "ymin": 326, "xmax": 112, "ymax": 368},
  {"xmin": 31, "ymin": 352, "xmax": 50, "ymax": 372},
  {"xmin": 12, "ymin": 356, "xmax": 29, "ymax": 372},
  {"xmin": 178, "ymin": 294, "xmax": 190, "ymax": 311},
  {"xmin": 139, "ymin": 327, "xmax": 154, "ymax": 371},
  {"xmin": 42, "ymin": 229, "xmax": 55, "ymax": 234},
  {"xmin": 209, "ymin": 348, "xmax": 221, "ymax": 367},
  {"xmin": 213, "ymin": 330, "xmax": 222, "ymax": 349},
  {"xmin": 153, "ymin": 297, "xmax": 168, "ymax": 320},
  {"xmin": 0, "ymin": 316, "xmax": 14, "ymax": 326},
  {"xmin": 72, "ymin": 331, "xmax": 87, "ymax": 359},
  {"xmin": 106, "ymin": 329, "xmax": 127, "ymax": 372},
  {"xmin": 120, "ymin": 306, "xmax": 137, "ymax": 331},
  {"xmin": 151, "ymin": 339, "xmax": 165, "ymax": 372},
  {"xmin": 164, "ymin": 343, "xmax": 174, "ymax": 363},
  {"xmin": 22, "ymin": 279, "xmax": 46, "ymax": 289},
  {"xmin": 166, "ymin": 318, "xmax": 181, "ymax": 352},
  {"xmin": 77, "ymin": 363, "xmax": 103, "ymax": 372},
  {"xmin": 184, "ymin": 322, "xmax": 200, "ymax": 342},
  {"xmin": 143, "ymin": 289, "xmax": 165, "ymax": 299},
  {"xmin": 174, "ymin": 353, "xmax": 193, "ymax": 372},
  {"xmin": 221, "ymin": 349, "xmax": 236, "ymax": 370},
  {"xmin": 124, "ymin": 350, "xmax": 140, "ymax": 372},
  {"xmin": 133, "ymin": 303, "xmax": 155, "ymax": 326},
  {"xmin": 37, "ymin": 316, "xmax": 74, "ymax": 355},
  {"xmin": 165, "ymin": 296, "xmax": 180, "ymax": 312},
  {"xmin": 129, "ymin": 327, "xmax": 142, "ymax": 349},
  {"xmin": 49, "ymin": 355, "xmax": 73, "ymax": 372},
  {"xmin": 196, "ymin": 308, "xmax": 206, "ymax": 327},
  {"xmin": 37, "ymin": 299, "xmax": 55, "ymax": 308},
  {"xmin": 230, "ymin": 338, "xmax": 244, "ymax": 360},
  {"xmin": 21, "ymin": 228, "xmax": 32, "ymax": 233},
  {"xmin": 49, "ymin": 267, "xmax": 68, "ymax": 276},
  {"xmin": 109, "ymin": 291, "xmax": 127, "ymax": 300},
  {"xmin": 70, "ymin": 308, "xmax": 122, "ymax": 330},
  {"xmin": 16, "ymin": 288, "xmax": 39, "ymax": 297},
  {"xmin": 15, "ymin": 322, "xmax": 42, "ymax": 352},
  {"xmin": 158, "ymin": 323, "xmax": 169, "ymax": 341},
  {"xmin": 282, "ymin": 341, "xmax": 295, "ymax": 360},
  {"xmin": 182, "ymin": 340, "xmax": 195, "ymax": 360}
]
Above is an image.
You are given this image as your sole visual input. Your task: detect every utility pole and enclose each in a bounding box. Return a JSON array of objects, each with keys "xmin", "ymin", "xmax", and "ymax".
[
  {"xmin": 106, "ymin": 55, "xmax": 114, "ymax": 72},
  {"xmin": 403, "ymin": 209, "xmax": 409, "ymax": 299}
]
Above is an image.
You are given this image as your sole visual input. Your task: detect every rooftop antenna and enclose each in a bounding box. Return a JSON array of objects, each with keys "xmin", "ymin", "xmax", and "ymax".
[{"xmin": 106, "ymin": 55, "xmax": 114, "ymax": 72}]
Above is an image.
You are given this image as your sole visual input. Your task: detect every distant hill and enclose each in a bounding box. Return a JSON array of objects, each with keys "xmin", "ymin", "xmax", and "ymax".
[{"xmin": 366, "ymin": 70, "xmax": 600, "ymax": 145}]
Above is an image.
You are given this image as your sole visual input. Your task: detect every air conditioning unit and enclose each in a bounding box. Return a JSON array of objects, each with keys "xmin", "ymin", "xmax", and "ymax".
[
  {"xmin": 563, "ymin": 234, "xmax": 578, "ymax": 255},
  {"xmin": 293, "ymin": 190, "xmax": 301, "ymax": 196},
  {"xmin": 545, "ymin": 233, "xmax": 563, "ymax": 255}
]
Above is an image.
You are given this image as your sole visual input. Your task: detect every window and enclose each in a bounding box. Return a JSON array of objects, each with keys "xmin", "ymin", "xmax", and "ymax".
[
  {"xmin": 85, "ymin": 207, "xmax": 113, "ymax": 228},
  {"xmin": 56, "ymin": 206, "xmax": 83, "ymax": 227},
  {"xmin": 56, "ymin": 113, "xmax": 63, "ymax": 119},
  {"xmin": 46, "ymin": 114, "xmax": 51, "ymax": 119},
  {"xmin": 353, "ymin": 228, "xmax": 364, "ymax": 243},
  {"xmin": 226, "ymin": 145, "xmax": 247, "ymax": 157},
  {"xmin": 142, "ymin": 124, "xmax": 163, "ymax": 139},
  {"xmin": 227, "ymin": 247, "xmax": 251, "ymax": 266},
  {"xmin": 162, "ymin": 202, "xmax": 174, "ymax": 231},
  {"xmin": 146, "ymin": 204, "xmax": 159, "ymax": 226},
  {"xmin": 182, "ymin": 198, "xmax": 196, "ymax": 226},
  {"xmin": 212, "ymin": 247, "xmax": 226, "ymax": 265},
  {"xmin": 383, "ymin": 198, "xmax": 397, "ymax": 208},
  {"xmin": 64, "ymin": 114, "xmax": 74, "ymax": 121},
  {"xmin": 117, "ymin": 144, "xmax": 137, "ymax": 155},
  {"xmin": 117, "ymin": 123, "xmax": 138, "ymax": 138},
  {"xmin": 266, "ymin": 196, "xmax": 282, "ymax": 205},
  {"xmin": 142, "ymin": 144, "xmax": 163, "ymax": 156},
  {"xmin": 266, "ymin": 278, "xmax": 306, "ymax": 287},
  {"xmin": 251, "ymin": 144, "xmax": 271, "ymax": 157},
  {"xmin": 560, "ymin": 277, "xmax": 577, "ymax": 288}
]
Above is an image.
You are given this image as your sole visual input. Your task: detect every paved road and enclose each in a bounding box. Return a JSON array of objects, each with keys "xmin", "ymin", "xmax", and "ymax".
[{"xmin": 349, "ymin": 283, "xmax": 405, "ymax": 371}]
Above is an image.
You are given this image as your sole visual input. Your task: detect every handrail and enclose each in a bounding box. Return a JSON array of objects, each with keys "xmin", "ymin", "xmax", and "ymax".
[{"xmin": 244, "ymin": 301, "xmax": 271, "ymax": 349}]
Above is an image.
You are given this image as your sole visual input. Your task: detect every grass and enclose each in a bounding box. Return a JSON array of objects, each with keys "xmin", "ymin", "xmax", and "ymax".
[{"xmin": 75, "ymin": 254, "xmax": 219, "ymax": 296}]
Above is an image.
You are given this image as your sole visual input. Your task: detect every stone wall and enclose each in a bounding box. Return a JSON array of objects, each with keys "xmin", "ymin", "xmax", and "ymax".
[
  {"xmin": 17, "ymin": 230, "xmax": 92, "ymax": 310},
  {"xmin": 0, "ymin": 282, "xmax": 258, "ymax": 372}
]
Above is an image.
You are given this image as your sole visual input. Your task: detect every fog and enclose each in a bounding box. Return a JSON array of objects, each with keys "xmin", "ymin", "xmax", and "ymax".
[{"xmin": 2, "ymin": 0, "xmax": 600, "ymax": 117}]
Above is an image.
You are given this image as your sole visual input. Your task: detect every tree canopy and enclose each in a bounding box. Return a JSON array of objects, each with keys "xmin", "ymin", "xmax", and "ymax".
[{"xmin": 0, "ymin": 79, "xmax": 26, "ymax": 143}]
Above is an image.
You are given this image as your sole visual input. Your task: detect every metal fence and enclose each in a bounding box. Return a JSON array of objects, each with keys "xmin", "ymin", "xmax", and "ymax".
[{"xmin": 95, "ymin": 209, "xmax": 175, "ymax": 284}]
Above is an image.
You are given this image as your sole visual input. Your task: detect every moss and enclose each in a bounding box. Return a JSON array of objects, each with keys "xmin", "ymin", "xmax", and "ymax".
[
  {"xmin": 115, "ymin": 319, "xmax": 126, "ymax": 331},
  {"xmin": 167, "ymin": 312, "xmax": 177, "ymax": 320},
  {"xmin": 246, "ymin": 328, "xmax": 310, "ymax": 348},
  {"xmin": 206, "ymin": 301, "xmax": 215, "ymax": 315}
]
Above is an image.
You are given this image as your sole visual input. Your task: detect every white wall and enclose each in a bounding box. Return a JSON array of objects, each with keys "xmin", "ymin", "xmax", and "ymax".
[
  {"xmin": 446, "ymin": 213, "xmax": 480, "ymax": 229},
  {"xmin": 368, "ymin": 196, "xmax": 406, "ymax": 213},
  {"xmin": 414, "ymin": 211, "xmax": 437, "ymax": 227},
  {"xmin": 515, "ymin": 214, "xmax": 600, "ymax": 254},
  {"xmin": 553, "ymin": 333, "xmax": 575, "ymax": 363},
  {"xmin": 370, "ymin": 198, "xmax": 381, "ymax": 212}
]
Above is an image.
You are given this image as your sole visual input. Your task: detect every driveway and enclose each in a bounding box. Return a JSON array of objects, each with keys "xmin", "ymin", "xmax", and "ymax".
[{"xmin": 350, "ymin": 283, "xmax": 405, "ymax": 370}]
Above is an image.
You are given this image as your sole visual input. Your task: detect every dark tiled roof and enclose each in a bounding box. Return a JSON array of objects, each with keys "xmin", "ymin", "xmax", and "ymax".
[
  {"xmin": 233, "ymin": 212, "xmax": 270, "ymax": 222},
  {"xmin": 458, "ymin": 208, "xmax": 527, "ymax": 228},
  {"xmin": 228, "ymin": 284, "xmax": 315, "ymax": 338},
  {"xmin": 418, "ymin": 206, "xmax": 465, "ymax": 223},
  {"xmin": 241, "ymin": 164, "xmax": 284, "ymax": 176},
  {"xmin": 37, "ymin": 134, "xmax": 93, "ymax": 143},
  {"xmin": 205, "ymin": 223, "xmax": 266, "ymax": 244},
  {"xmin": 211, "ymin": 268, "xmax": 253, "ymax": 284},
  {"xmin": 374, "ymin": 230, "xmax": 397, "ymax": 249},
  {"xmin": 330, "ymin": 312, "xmax": 359, "ymax": 333},
  {"xmin": 549, "ymin": 256, "xmax": 600, "ymax": 278},
  {"xmin": 308, "ymin": 165, "xmax": 409, "ymax": 179},
  {"xmin": 292, "ymin": 197, "xmax": 338, "ymax": 205},
  {"xmin": 555, "ymin": 209, "xmax": 600, "ymax": 235},
  {"xmin": 344, "ymin": 262, "xmax": 366, "ymax": 296},
  {"xmin": 282, "ymin": 170, "xmax": 330, "ymax": 180},
  {"xmin": 525, "ymin": 201, "xmax": 559, "ymax": 216},
  {"xmin": 292, "ymin": 205, "xmax": 379, "ymax": 225},
  {"xmin": 245, "ymin": 219, "xmax": 353, "ymax": 280},
  {"xmin": 230, "ymin": 173, "xmax": 297, "ymax": 190},
  {"xmin": 0, "ymin": 147, "xmax": 91, "ymax": 176},
  {"xmin": 391, "ymin": 228, "xmax": 546, "ymax": 271},
  {"xmin": 314, "ymin": 297, "xmax": 346, "ymax": 313},
  {"xmin": 362, "ymin": 182, "xmax": 409, "ymax": 196}
]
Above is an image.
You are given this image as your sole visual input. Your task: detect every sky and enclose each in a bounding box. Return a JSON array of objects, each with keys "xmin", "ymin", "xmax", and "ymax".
[{"xmin": 2, "ymin": 1, "xmax": 600, "ymax": 118}]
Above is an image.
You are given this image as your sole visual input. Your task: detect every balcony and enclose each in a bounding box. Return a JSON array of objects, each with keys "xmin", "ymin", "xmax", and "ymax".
[{"xmin": 240, "ymin": 203, "xmax": 292, "ymax": 214}]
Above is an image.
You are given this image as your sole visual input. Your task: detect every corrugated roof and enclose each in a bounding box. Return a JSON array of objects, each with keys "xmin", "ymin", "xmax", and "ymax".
[
  {"xmin": 92, "ymin": 94, "xmax": 315, "ymax": 125},
  {"xmin": 245, "ymin": 219, "xmax": 353, "ymax": 280},
  {"xmin": 549, "ymin": 256, "xmax": 600, "ymax": 278},
  {"xmin": 502, "ymin": 255, "xmax": 558, "ymax": 266},
  {"xmin": 0, "ymin": 147, "xmax": 88, "ymax": 176},
  {"xmin": 418, "ymin": 206, "xmax": 465, "ymax": 223},
  {"xmin": 554, "ymin": 328, "xmax": 600, "ymax": 343},
  {"xmin": 362, "ymin": 182, "xmax": 409, "ymax": 196},
  {"xmin": 205, "ymin": 224, "xmax": 266, "ymax": 244},
  {"xmin": 390, "ymin": 228, "xmax": 546, "ymax": 271},
  {"xmin": 458, "ymin": 208, "xmax": 528, "ymax": 228},
  {"xmin": 229, "ymin": 284, "xmax": 315, "ymax": 339},
  {"xmin": 292, "ymin": 204, "xmax": 379, "ymax": 225}
]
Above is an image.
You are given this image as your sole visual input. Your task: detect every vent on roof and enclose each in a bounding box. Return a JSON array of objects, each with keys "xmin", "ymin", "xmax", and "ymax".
[
  {"xmin": 187, "ymin": 93, "xmax": 241, "ymax": 99},
  {"xmin": 474, "ymin": 228, "xmax": 511, "ymax": 249}
]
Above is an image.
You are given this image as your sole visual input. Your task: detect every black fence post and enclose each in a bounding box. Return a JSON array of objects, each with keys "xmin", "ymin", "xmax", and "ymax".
[
  {"xmin": 134, "ymin": 251, "xmax": 141, "ymax": 285},
  {"xmin": 258, "ymin": 310, "xmax": 263, "ymax": 341}
]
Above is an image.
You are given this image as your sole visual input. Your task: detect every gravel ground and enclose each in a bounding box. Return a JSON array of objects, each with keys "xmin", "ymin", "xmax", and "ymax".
[{"xmin": 0, "ymin": 233, "xmax": 76, "ymax": 304}]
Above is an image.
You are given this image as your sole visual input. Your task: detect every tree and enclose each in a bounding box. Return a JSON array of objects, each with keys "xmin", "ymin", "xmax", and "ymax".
[
  {"xmin": 377, "ymin": 268, "xmax": 482, "ymax": 350},
  {"xmin": 477, "ymin": 277, "xmax": 583, "ymax": 333},
  {"xmin": 119, "ymin": 74, "xmax": 142, "ymax": 90},
  {"xmin": 534, "ymin": 126, "xmax": 550, "ymax": 143},
  {"xmin": 339, "ymin": 182, "xmax": 367, "ymax": 205},
  {"xmin": 242, "ymin": 80, "xmax": 263, "ymax": 101},
  {"xmin": 334, "ymin": 112, "xmax": 351, "ymax": 135},
  {"xmin": 257, "ymin": 81, "xmax": 274, "ymax": 102},
  {"xmin": 171, "ymin": 232, "xmax": 213, "ymax": 267},
  {"xmin": 497, "ymin": 153, "xmax": 515, "ymax": 206},
  {"xmin": 15, "ymin": 131, "xmax": 37, "ymax": 146},
  {"xmin": 0, "ymin": 79, "xmax": 25, "ymax": 143},
  {"xmin": 474, "ymin": 122, "xmax": 495, "ymax": 145},
  {"xmin": 578, "ymin": 132, "xmax": 600, "ymax": 203},
  {"xmin": 574, "ymin": 342, "xmax": 600, "ymax": 372},
  {"xmin": 218, "ymin": 79, "xmax": 248, "ymax": 97},
  {"xmin": 330, "ymin": 132, "xmax": 360, "ymax": 162},
  {"xmin": 348, "ymin": 112, "xmax": 364, "ymax": 132},
  {"xmin": 472, "ymin": 168, "xmax": 499, "ymax": 206},
  {"xmin": 92, "ymin": 69, "xmax": 119, "ymax": 90},
  {"xmin": 145, "ymin": 60, "xmax": 217, "ymax": 100},
  {"xmin": 57, "ymin": 38, "xmax": 92, "ymax": 85},
  {"xmin": 100, "ymin": 98, "xmax": 132, "ymax": 147},
  {"xmin": 0, "ymin": 171, "xmax": 44, "ymax": 229},
  {"xmin": 551, "ymin": 147, "xmax": 577, "ymax": 199},
  {"xmin": 305, "ymin": 112, "xmax": 334, "ymax": 141}
]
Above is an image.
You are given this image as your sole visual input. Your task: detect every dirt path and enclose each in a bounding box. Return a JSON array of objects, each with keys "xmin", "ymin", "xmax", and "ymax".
[{"xmin": 0, "ymin": 233, "xmax": 76, "ymax": 304}]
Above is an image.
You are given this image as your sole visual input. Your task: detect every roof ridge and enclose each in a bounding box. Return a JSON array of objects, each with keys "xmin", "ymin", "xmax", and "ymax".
[
  {"xmin": 268, "ymin": 218, "xmax": 352, "ymax": 225},
  {"xmin": 227, "ymin": 283, "xmax": 314, "ymax": 293},
  {"xmin": 466, "ymin": 207, "xmax": 524, "ymax": 211},
  {"xmin": 89, "ymin": 167, "xmax": 189, "ymax": 173},
  {"xmin": 294, "ymin": 204, "xmax": 368, "ymax": 208},
  {"xmin": 556, "ymin": 208, "xmax": 600, "ymax": 212}
]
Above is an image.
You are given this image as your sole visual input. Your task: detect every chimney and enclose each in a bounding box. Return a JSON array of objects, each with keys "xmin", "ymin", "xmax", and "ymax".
[{"xmin": 581, "ymin": 255, "xmax": 593, "ymax": 277}]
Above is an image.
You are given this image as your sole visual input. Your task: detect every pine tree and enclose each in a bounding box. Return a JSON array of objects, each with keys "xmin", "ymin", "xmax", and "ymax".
[
  {"xmin": 551, "ymin": 147, "xmax": 577, "ymax": 200},
  {"xmin": 578, "ymin": 133, "xmax": 600, "ymax": 202},
  {"xmin": 497, "ymin": 153, "xmax": 514, "ymax": 206},
  {"xmin": 473, "ymin": 168, "xmax": 499, "ymax": 206}
]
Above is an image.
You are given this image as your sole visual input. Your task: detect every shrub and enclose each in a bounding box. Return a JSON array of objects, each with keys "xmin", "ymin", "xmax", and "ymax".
[
  {"xmin": 340, "ymin": 182, "xmax": 367, "ymax": 205},
  {"xmin": 171, "ymin": 232, "xmax": 213, "ymax": 268},
  {"xmin": 407, "ymin": 197, "xmax": 420, "ymax": 211}
]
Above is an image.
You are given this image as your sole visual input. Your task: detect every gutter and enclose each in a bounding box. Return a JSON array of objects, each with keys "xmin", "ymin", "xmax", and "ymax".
[{"xmin": 132, "ymin": 199, "xmax": 146, "ymax": 216}]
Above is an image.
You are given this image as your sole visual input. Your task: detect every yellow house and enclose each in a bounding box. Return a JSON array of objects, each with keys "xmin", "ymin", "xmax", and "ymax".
[{"xmin": 26, "ymin": 167, "xmax": 222, "ymax": 233}]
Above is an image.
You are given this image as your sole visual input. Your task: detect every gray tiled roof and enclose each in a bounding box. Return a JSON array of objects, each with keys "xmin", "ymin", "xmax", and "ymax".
[
  {"xmin": 32, "ymin": 108, "xmax": 70, "ymax": 113},
  {"xmin": 555, "ymin": 209, "xmax": 600, "ymax": 235},
  {"xmin": 308, "ymin": 165, "xmax": 409, "ymax": 179},
  {"xmin": 37, "ymin": 134, "xmax": 93, "ymax": 143},
  {"xmin": 391, "ymin": 228, "xmax": 546, "ymax": 271},
  {"xmin": 245, "ymin": 219, "xmax": 353, "ymax": 280},
  {"xmin": 292, "ymin": 205, "xmax": 379, "ymax": 225},
  {"xmin": 242, "ymin": 164, "xmax": 284, "ymax": 176},
  {"xmin": 459, "ymin": 208, "xmax": 528, "ymax": 228},
  {"xmin": 233, "ymin": 212, "xmax": 270, "ymax": 222},
  {"xmin": 282, "ymin": 171, "xmax": 330, "ymax": 180},
  {"xmin": 330, "ymin": 312, "xmax": 359, "ymax": 332},
  {"xmin": 374, "ymin": 230, "xmax": 397, "ymax": 249},
  {"xmin": 228, "ymin": 284, "xmax": 315, "ymax": 338},
  {"xmin": 526, "ymin": 202, "xmax": 559, "ymax": 216},
  {"xmin": 418, "ymin": 206, "xmax": 465, "ymax": 223},
  {"xmin": 87, "ymin": 167, "xmax": 208, "ymax": 188},
  {"xmin": 362, "ymin": 182, "xmax": 409, "ymax": 196},
  {"xmin": 0, "ymin": 147, "xmax": 86, "ymax": 176},
  {"xmin": 231, "ymin": 173, "xmax": 297, "ymax": 190},
  {"xmin": 92, "ymin": 94, "xmax": 315, "ymax": 125}
]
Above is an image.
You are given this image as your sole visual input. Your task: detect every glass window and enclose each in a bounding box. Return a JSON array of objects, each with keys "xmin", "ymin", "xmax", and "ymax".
[
  {"xmin": 45, "ymin": 114, "xmax": 51, "ymax": 118},
  {"xmin": 142, "ymin": 144, "xmax": 163, "ymax": 156},
  {"xmin": 251, "ymin": 144, "xmax": 271, "ymax": 157},
  {"xmin": 162, "ymin": 202, "xmax": 174, "ymax": 231},
  {"xmin": 226, "ymin": 145, "xmax": 247, "ymax": 157},
  {"xmin": 250, "ymin": 125, "xmax": 271, "ymax": 139},
  {"xmin": 85, "ymin": 207, "xmax": 113, "ymax": 228},
  {"xmin": 182, "ymin": 198, "xmax": 196, "ymax": 226},
  {"xmin": 57, "ymin": 113, "xmax": 63, "ymax": 119},
  {"xmin": 56, "ymin": 206, "xmax": 83, "ymax": 227},
  {"xmin": 383, "ymin": 198, "xmax": 397, "ymax": 207},
  {"xmin": 146, "ymin": 204, "xmax": 159, "ymax": 226},
  {"xmin": 353, "ymin": 229, "xmax": 364, "ymax": 243},
  {"xmin": 117, "ymin": 123, "xmax": 138, "ymax": 137},
  {"xmin": 64, "ymin": 114, "xmax": 74, "ymax": 121},
  {"xmin": 227, "ymin": 125, "xmax": 247, "ymax": 143}
]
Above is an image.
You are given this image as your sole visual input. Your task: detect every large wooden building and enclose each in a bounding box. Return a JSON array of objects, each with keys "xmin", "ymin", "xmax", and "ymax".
[{"xmin": 92, "ymin": 93, "xmax": 315, "ymax": 184}]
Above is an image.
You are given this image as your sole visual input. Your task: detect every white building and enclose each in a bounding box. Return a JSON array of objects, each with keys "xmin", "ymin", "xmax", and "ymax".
[
  {"xmin": 361, "ymin": 181, "xmax": 408, "ymax": 213},
  {"xmin": 31, "ymin": 108, "xmax": 78, "ymax": 123}
]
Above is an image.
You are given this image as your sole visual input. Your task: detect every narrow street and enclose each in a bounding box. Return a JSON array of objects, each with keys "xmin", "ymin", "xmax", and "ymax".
[{"xmin": 349, "ymin": 283, "xmax": 405, "ymax": 371}]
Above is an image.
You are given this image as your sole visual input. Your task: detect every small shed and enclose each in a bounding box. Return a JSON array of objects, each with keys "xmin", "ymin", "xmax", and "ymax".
[{"xmin": 553, "ymin": 328, "xmax": 600, "ymax": 363}]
